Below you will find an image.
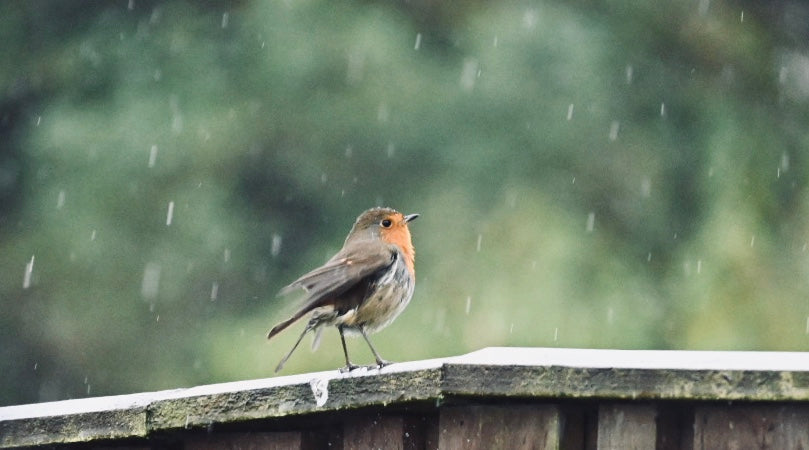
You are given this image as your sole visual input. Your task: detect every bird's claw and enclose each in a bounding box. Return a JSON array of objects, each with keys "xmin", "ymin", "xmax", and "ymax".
[
  {"xmin": 375, "ymin": 359, "xmax": 392, "ymax": 369},
  {"xmin": 338, "ymin": 363, "xmax": 360, "ymax": 373},
  {"xmin": 338, "ymin": 360, "xmax": 393, "ymax": 373}
]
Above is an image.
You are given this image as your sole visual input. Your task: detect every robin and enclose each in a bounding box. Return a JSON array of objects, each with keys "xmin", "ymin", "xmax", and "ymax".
[{"xmin": 267, "ymin": 207, "xmax": 419, "ymax": 373}]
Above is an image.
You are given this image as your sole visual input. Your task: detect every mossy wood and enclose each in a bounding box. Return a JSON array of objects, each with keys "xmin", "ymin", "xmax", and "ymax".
[{"xmin": 2, "ymin": 347, "xmax": 808, "ymax": 449}]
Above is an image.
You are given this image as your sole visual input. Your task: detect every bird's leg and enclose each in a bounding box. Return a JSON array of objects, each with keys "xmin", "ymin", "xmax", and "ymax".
[
  {"xmin": 360, "ymin": 328, "xmax": 391, "ymax": 369},
  {"xmin": 274, "ymin": 322, "xmax": 312, "ymax": 373},
  {"xmin": 338, "ymin": 326, "xmax": 360, "ymax": 373}
]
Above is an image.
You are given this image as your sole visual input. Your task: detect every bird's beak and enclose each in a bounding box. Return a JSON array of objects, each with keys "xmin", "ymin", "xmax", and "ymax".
[{"xmin": 404, "ymin": 213, "xmax": 419, "ymax": 223}]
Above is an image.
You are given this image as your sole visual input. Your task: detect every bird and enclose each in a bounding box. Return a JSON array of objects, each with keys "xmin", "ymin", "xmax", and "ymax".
[{"xmin": 267, "ymin": 207, "xmax": 419, "ymax": 373}]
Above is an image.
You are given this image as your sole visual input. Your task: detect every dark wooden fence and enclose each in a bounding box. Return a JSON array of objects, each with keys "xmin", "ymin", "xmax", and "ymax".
[{"xmin": 2, "ymin": 347, "xmax": 809, "ymax": 449}]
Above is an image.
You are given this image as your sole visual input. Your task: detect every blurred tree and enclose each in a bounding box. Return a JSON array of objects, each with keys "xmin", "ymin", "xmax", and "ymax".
[{"xmin": 1, "ymin": 0, "xmax": 808, "ymax": 406}]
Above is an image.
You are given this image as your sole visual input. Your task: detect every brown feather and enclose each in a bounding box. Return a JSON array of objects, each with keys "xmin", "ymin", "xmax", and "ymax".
[{"xmin": 267, "ymin": 240, "xmax": 394, "ymax": 340}]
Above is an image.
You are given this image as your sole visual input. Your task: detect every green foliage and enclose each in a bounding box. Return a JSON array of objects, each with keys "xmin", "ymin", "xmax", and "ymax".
[{"xmin": 1, "ymin": 0, "xmax": 808, "ymax": 406}]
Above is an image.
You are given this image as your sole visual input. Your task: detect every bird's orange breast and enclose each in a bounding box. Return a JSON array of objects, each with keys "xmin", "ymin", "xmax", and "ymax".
[{"xmin": 380, "ymin": 222, "xmax": 415, "ymax": 277}]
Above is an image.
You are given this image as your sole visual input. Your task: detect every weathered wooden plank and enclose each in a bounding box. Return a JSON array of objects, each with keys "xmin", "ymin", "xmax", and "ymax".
[
  {"xmin": 597, "ymin": 403, "xmax": 657, "ymax": 450},
  {"xmin": 444, "ymin": 348, "xmax": 809, "ymax": 401},
  {"xmin": 184, "ymin": 431, "xmax": 303, "ymax": 450},
  {"xmin": 655, "ymin": 403, "xmax": 693, "ymax": 450},
  {"xmin": 558, "ymin": 404, "xmax": 597, "ymax": 450},
  {"xmin": 340, "ymin": 414, "xmax": 435, "ymax": 450},
  {"xmin": 0, "ymin": 408, "xmax": 148, "ymax": 448},
  {"xmin": 147, "ymin": 367, "xmax": 443, "ymax": 431},
  {"xmin": 693, "ymin": 404, "xmax": 809, "ymax": 449},
  {"xmin": 437, "ymin": 404, "xmax": 560, "ymax": 450},
  {"xmin": 442, "ymin": 364, "xmax": 809, "ymax": 402},
  {"xmin": 3, "ymin": 348, "xmax": 809, "ymax": 448},
  {"xmin": 343, "ymin": 415, "xmax": 405, "ymax": 450}
]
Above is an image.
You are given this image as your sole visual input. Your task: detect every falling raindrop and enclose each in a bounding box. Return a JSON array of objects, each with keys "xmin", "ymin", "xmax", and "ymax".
[
  {"xmin": 210, "ymin": 282, "xmax": 219, "ymax": 301},
  {"xmin": 23, "ymin": 255, "xmax": 34, "ymax": 289},
  {"xmin": 148, "ymin": 145, "xmax": 158, "ymax": 168},
  {"xmin": 553, "ymin": 327, "xmax": 559, "ymax": 341},
  {"xmin": 625, "ymin": 65, "xmax": 634, "ymax": 84},
  {"xmin": 522, "ymin": 9, "xmax": 538, "ymax": 28},
  {"xmin": 608, "ymin": 121, "xmax": 620, "ymax": 141},
  {"xmin": 166, "ymin": 201, "xmax": 175, "ymax": 226},
  {"xmin": 476, "ymin": 234, "xmax": 482, "ymax": 252},
  {"xmin": 377, "ymin": 103, "xmax": 389, "ymax": 123},
  {"xmin": 660, "ymin": 102, "xmax": 666, "ymax": 117},
  {"xmin": 271, "ymin": 233, "xmax": 283, "ymax": 257},
  {"xmin": 414, "ymin": 33, "xmax": 422, "ymax": 50},
  {"xmin": 141, "ymin": 263, "xmax": 161, "ymax": 300},
  {"xmin": 698, "ymin": 0, "xmax": 710, "ymax": 16},
  {"xmin": 640, "ymin": 177, "xmax": 651, "ymax": 197},
  {"xmin": 460, "ymin": 58, "xmax": 479, "ymax": 91},
  {"xmin": 346, "ymin": 48, "xmax": 365, "ymax": 84},
  {"xmin": 223, "ymin": 248, "xmax": 231, "ymax": 262},
  {"xmin": 465, "ymin": 296, "xmax": 471, "ymax": 314},
  {"xmin": 566, "ymin": 104, "xmax": 574, "ymax": 120},
  {"xmin": 505, "ymin": 191, "xmax": 517, "ymax": 207},
  {"xmin": 586, "ymin": 212, "xmax": 595, "ymax": 233},
  {"xmin": 386, "ymin": 142, "xmax": 395, "ymax": 158},
  {"xmin": 90, "ymin": 230, "xmax": 97, "ymax": 241},
  {"xmin": 780, "ymin": 152, "xmax": 790, "ymax": 172},
  {"xmin": 221, "ymin": 12, "xmax": 229, "ymax": 29},
  {"xmin": 56, "ymin": 190, "xmax": 66, "ymax": 209},
  {"xmin": 750, "ymin": 236, "xmax": 755, "ymax": 247},
  {"xmin": 170, "ymin": 97, "xmax": 183, "ymax": 134}
]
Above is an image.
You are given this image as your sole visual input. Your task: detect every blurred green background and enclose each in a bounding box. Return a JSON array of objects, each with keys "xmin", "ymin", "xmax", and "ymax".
[{"xmin": 2, "ymin": 0, "xmax": 809, "ymax": 406}]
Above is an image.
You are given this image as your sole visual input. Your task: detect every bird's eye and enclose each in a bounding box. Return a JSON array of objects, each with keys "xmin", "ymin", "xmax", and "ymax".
[{"xmin": 380, "ymin": 219, "xmax": 392, "ymax": 228}]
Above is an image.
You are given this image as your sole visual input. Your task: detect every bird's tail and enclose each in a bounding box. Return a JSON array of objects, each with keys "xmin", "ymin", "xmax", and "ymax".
[
  {"xmin": 267, "ymin": 316, "xmax": 296, "ymax": 340},
  {"xmin": 267, "ymin": 303, "xmax": 314, "ymax": 340}
]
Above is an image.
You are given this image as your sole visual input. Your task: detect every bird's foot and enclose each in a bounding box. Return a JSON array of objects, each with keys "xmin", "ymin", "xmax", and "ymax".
[
  {"xmin": 338, "ymin": 361, "xmax": 393, "ymax": 373},
  {"xmin": 373, "ymin": 359, "xmax": 393, "ymax": 370},
  {"xmin": 338, "ymin": 363, "xmax": 360, "ymax": 374}
]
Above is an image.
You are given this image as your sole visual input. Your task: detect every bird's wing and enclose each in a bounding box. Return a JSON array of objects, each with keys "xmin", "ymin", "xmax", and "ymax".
[{"xmin": 279, "ymin": 240, "xmax": 394, "ymax": 308}]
